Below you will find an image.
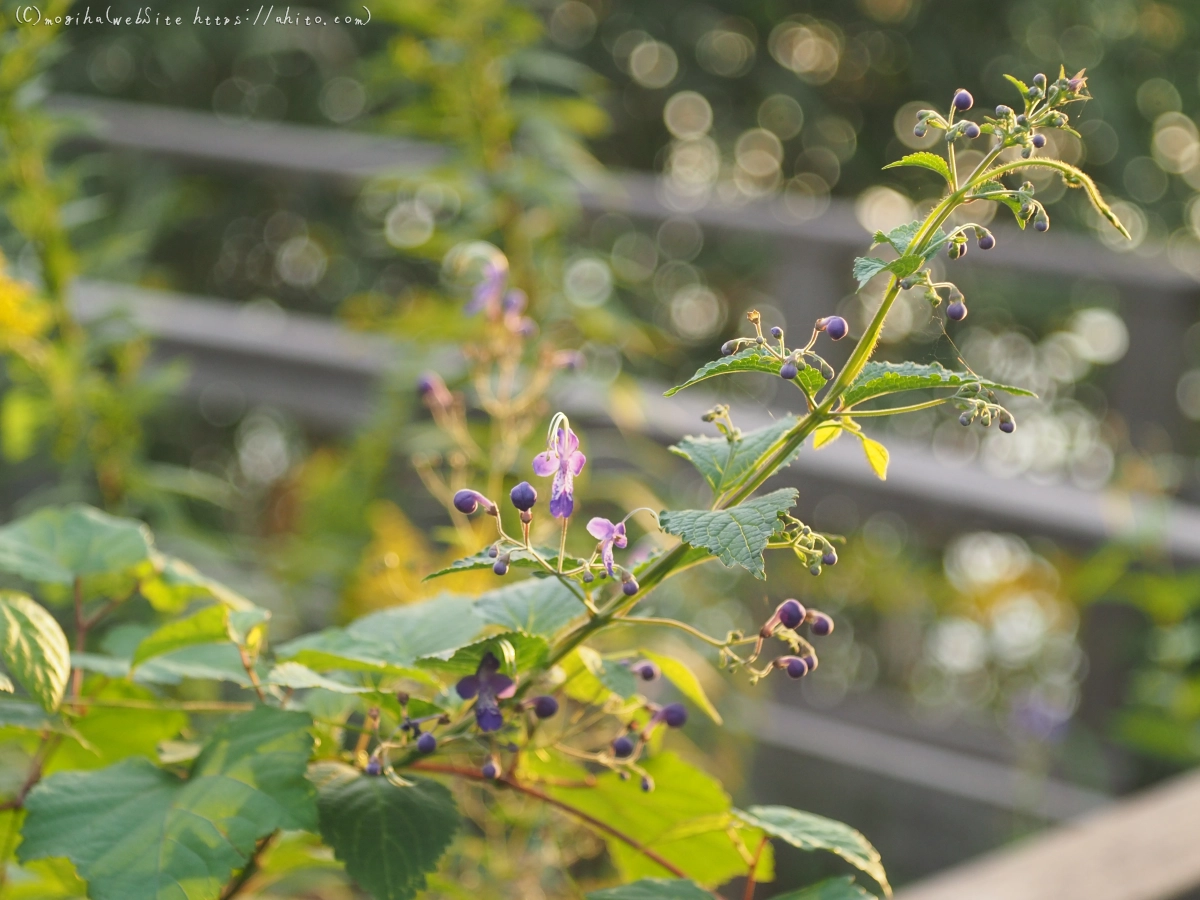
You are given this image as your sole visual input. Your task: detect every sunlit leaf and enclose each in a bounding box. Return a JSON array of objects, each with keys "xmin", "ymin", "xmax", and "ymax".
[
  {"xmin": 0, "ymin": 504, "xmax": 153, "ymax": 585},
  {"xmin": 659, "ymin": 489, "xmax": 797, "ymax": 580},
  {"xmin": 664, "ymin": 348, "xmax": 823, "ymax": 397},
  {"xmin": 638, "ymin": 649, "xmax": 721, "ymax": 724},
  {"xmin": 859, "ymin": 436, "xmax": 890, "ymax": 481},
  {"xmin": 0, "ymin": 592, "xmax": 70, "ymax": 711},
  {"xmin": 882, "ymin": 152, "xmax": 952, "ymax": 186},
  {"xmin": 842, "ymin": 361, "xmax": 1035, "ymax": 409},
  {"xmin": 671, "ymin": 416, "xmax": 803, "ymax": 496}
]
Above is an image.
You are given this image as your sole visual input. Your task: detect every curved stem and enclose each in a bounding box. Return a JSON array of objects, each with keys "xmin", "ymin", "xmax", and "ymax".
[
  {"xmin": 615, "ymin": 616, "xmax": 731, "ymax": 648},
  {"xmin": 842, "ymin": 398, "xmax": 950, "ymax": 417}
]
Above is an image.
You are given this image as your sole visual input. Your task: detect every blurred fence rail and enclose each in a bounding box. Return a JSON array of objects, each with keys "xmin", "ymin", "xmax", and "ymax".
[{"xmin": 54, "ymin": 95, "xmax": 1200, "ymax": 898}]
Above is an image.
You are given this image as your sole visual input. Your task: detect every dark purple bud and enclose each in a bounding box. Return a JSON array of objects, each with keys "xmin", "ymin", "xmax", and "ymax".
[
  {"xmin": 770, "ymin": 326, "xmax": 784, "ymax": 339},
  {"xmin": 995, "ymin": 105, "xmax": 1012, "ymax": 116},
  {"xmin": 482, "ymin": 760, "xmax": 499, "ymax": 779},
  {"xmin": 1034, "ymin": 216, "xmax": 1049, "ymax": 233},
  {"xmin": 619, "ymin": 770, "xmax": 631, "ymax": 781},
  {"xmin": 622, "ymin": 577, "xmax": 639, "ymax": 597},
  {"xmin": 417, "ymin": 732, "xmax": 437, "ymax": 754},
  {"xmin": 366, "ymin": 757, "xmax": 382, "ymax": 776},
  {"xmin": 1031, "ymin": 133, "xmax": 1046, "ymax": 149},
  {"xmin": 960, "ymin": 412, "xmax": 973, "ymax": 426},
  {"xmin": 822, "ymin": 550, "xmax": 838, "ymax": 566},
  {"xmin": 630, "ymin": 661, "xmax": 661, "ymax": 682},
  {"xmin": 493, "ymin": 555, "xmax": 509, "ymax": 576},
  {"xmin": 533, "ymin": 695, "xmax": 559, "ymax": 719},
  {"xmin": 913, "ymin": 124, "xmax": 927, "ymax": 138},
  {"xmin": 640, "ymin": 775, "xmax": 653, "ymax": 792},
  {"xmin": 808, "ymin": 611, "xmax": 834, "ymax": 636},
  {"xmin": 810, "ymin": 564, "xmax": 822, "ymax": 576},
  {"xmin": 963, "ymin": 123, "xmax": 980, "ymax": 139},
  {"xmin": 1033, "ymin": 73, "xmax": 1046, "ymax": 88},
  {"xmin": 1000, "ymin": 419, "xmax": 1016, "ymax": 434},
  {"xmin": 488, "ymin": 545, "xmax": 499, "ymax": 558},
  {"xmin": 780, "ymin": 361, "xmax": 798, "ymax": 381},
  {"xmin": 582, "ymin": 571, "xmax": 595, "ymax": 583},
  {"xmin": 721, "ymin": 340, "xmax": 737, "ymax": 356},
  {"xmin": 783, "ymin": 656, "xmax": 809, "ymax": 679},
  {"xmin": 953, "ymin": 89, "xmax": 973, "ymax": 111},
  {"xmin": 454, "ymin": 489, "xmax": 496, "ymax": 516},
  {"xmin": 661, "ymin": 703, "xmax": 688, "ymax": 728},
  {"xmin": 978, "ymin": 233, "xmax": 995, "ymax": 250},
  {"xmin": 612, "ymin": 735, "xmax": 635, "ymax": 758},
  {"xmin": 801, "ymin": 654, "xmax": 818, "ymax": 672},
  {"xmin": 1016, "ymin": 114, "xmax": 1027, "ymax": 126},
  {"xmin": 510, "ymin": 481, "xmax": 537, "ymax": 511},
  {"xmin": 816, "ymin": 316, "xmax": 848, "ymax": 340},
  {"xmin": 1068, "ymin": 77, "xmax": 1083, "ymax": 93},
  {"xmin": 1027, "ymin": 86, "xmax": 1042, "ymax": 100},
  {"xmin": 778, "ymin": 599, "xmax": 805, "ymax": 630},
  {"xmin": 947, "ymin": 301, "xmax": 968, "ymax": 322}
]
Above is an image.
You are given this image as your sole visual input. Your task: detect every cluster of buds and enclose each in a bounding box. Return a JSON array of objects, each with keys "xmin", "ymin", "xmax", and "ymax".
[
  {"xmin": 720, "ymin": 311, "xmax": 845, "ymax": 387},
  {"xmin": 985, "ymin": 68, "xmax": 1089, "ymax": 163},
  {"xmin": 956, "ymin": 383, "xmax": 1016, "ymax": 433},
  {"xmin": 760, "ymin": 598, "xmax": 835, "ymax": 680},
  {"xmin": 607, "ymin": 702, "xmax": 689, "ymax": 790},
  {"xmin": 775, "ymin": 513, "xmax": 839, "ymax": 576}
]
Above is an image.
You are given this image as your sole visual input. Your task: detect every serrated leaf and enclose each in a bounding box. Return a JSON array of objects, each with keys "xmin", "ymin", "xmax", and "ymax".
[
  {"xmin": 659, "ymin": 488, "xmax": 797, "ymax": 580},
  {"xmin": 265, "ymin": 661, "xmax": 371, "ymax": 694},
  {"xmin": 671, "ymin": 416, "xmax": 803, "ymax": 496},
  {"xmin": 313, "ymin": 761, "xmax": 459, "ymax": 900},
  {"xmin": 1003, "ymin": 73, "xmax": 1029, "ymax": 95},
  {"xmin": 131, "ymin": 603, "xmax": 268, "ymax": 667},
  {"xmin": 133, "ymin": 643, "xmax": 258, "ymax": 687},
  {"xmin": 841, "ymin": 361, "xmax": 1036, "ymax": 408},
  {"xmin": 664, "ymin": 348, "xmax": 822, "ymax": 397},
  {"xmin": 885, "ymin": 255, "xmax": 924, "ymax": 279},
  {"xmin": 561, "ymin": 647, "xmax": 638, "ymax": 703},
  {"xmin": 0, "ymin": 592, "xmax": 70, "ymax": 711},
  {"xmin": 734, "ymin": 806, "xmax": 890, "ymax": 897},
  {"xmin": 0, "ymin": 504, "xmax": 154, "ymax": 585},
  {"xmin": 20, "ymin": 706, "xmax": 318, "ymax": 900},
  {"xmin": 638, "ymin": 649, "xmax": 721, "ymax": 724},
  {"xmin": 474, "ymin": 577, "xmax": 583, "ymax": 637},
  {"xmin": 424, "ymin": 548, "xmax": 586, "ymax": 581},
  {"xmin": 871, "ymin": 220, "xmax": 923, "ymax": 255},
  {"xmin": 859, "ymin": 436, "xmax": 889, "ymax": 481},
  {"xmin": 548, "ymin": 752, "xmax": 772, "ymax": 888},
  {"xmin": 771, "ymin": 877, "xmax": 879, "ymax": 900},
  {"xmin": 851, "ymin": 257, "xmax": 889, "ymax": 289},
  {"xmin": 813, "ymin": 423, "xmax": 843, "ymax": 449},
  {"xmin": 587, "ymin": 879, "xmax": 713, "ymax": 900},
  {"xmin": 882, "ymin": 152, "xmax": 952, "ymax": 185},
  {"xmin": 47, "ymin": 682, "xmax": 188, "ymax": 773}
]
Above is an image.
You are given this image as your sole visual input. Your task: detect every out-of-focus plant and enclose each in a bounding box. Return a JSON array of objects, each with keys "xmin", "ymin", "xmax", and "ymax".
[{"xmin": 0, "ymin": 69, "xmax": 1125, "ymax": 900}]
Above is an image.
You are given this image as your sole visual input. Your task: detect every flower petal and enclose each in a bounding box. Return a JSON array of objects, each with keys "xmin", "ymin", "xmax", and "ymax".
[
  {"xmin": 568, "ymin": 450, "xmax": 587, "ymax": 477},
  {"xmin": 614, "ymin": 523, "xmax": 628, "ymax": 549},
  {"xmin": 550, "ymin": 471, "xmax": 574, "ymax": 518},
  {"xmin": 601, "ymin": 542, "xmax": 615, "ymax": 577},
  {"xmin": 456, "ymin": 675, "xmax": 479, "ymax": 700},
  {"xmin": 587, "ymin": 517, "xmax": 617, "ymax": 541},
  {"xmin": 489, "ymin": 674, "xmax": 516, "ymax": 699},
  {"xmin": 532, "ymin": 451, "xmax": 558, "ymax": 477},
  {"xmin": 475, "ymin": 705, "xmax": 504, "ymax": 732}
]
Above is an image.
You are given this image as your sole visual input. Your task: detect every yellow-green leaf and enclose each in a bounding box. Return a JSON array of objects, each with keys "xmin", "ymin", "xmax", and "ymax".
[
  {"xmin": 638, "ymin": 649, "xmax": 722, "ymax": 724},
  {"xmin": 813, "ymin": 423, "xmax": 843, "ymax": 449},
  {"xmin": 859, "ymin": 436, "xmax": 889, "ymax": 480}
]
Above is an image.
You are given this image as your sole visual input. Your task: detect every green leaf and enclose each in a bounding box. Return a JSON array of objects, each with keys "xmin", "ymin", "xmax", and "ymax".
[
  {"xmin": 969, "ymin": 180, "xmax": 1026, "ymax": 225},
  {"xmin": 265, "ymin": 661, "xmax": 371, "ymax": 694},
  {"xmin": 771, "ymin": 877, "xmax": 878, "ymax": 900},
  {"xmin": 0, "ymin": 700, "xmax": 76, "ymax": 735},
  {"xmin": 561, "ymin": 647, "xmax": 639, "ymax": 703},
  {"xmin": 134, "ymin": 643, "xmax": 258, "ymax": 687},
  {"xmin": 313, "ymin": 761, "xmax": 459, "ymax": 900},
  {"xmin": 424, "ymin": 548, "xmax": 586, "ymax": 581},
  {"xmin": 131, "ymin": 603, "xmax": 268, "ymax": 667},
  {"xmin": 419, "ymin": 632, "xmax": 548, "ymax": 677},
  {"xmin": 813, "ymin": 423, "xmax": 843, "ymax": 449},
  {"xmin": 0, "ymin": 504, "xmax": 153, "ymax": 585},
  {"xmin": 586, "ymin": 879, "xmax": 714, "ymax": 900},
  {"xmin": 1003, "ymin": 73, "xmax": 1029, "ymax": 95},
  {"xmin": 882, "ymin": 152, "xmax": 952, "ymax": 186},
  {"xmin": 47, "ymin": 683, "xmax": 188, "ymax": 773},
  {"xmin": 659, "ymin": 488, "xmax": 797, "ymax": 580},
  {"xmin": 638, "ymin": 649, "xmax": 722, "ymax": 724},
  {"xmin": 20, "ymin": 706, "xmax": 318, "ymax": 900},
  {"xmin": 0, "ymin": 672, "xmax": 12, "ymax": 693},
  {"xmin": 851, "ymin": 257, "xmax": 889, "ymax": 289},
  {"xmin": 139, "ymin": 555, "xmax": 255, "ymax": 614},
  {"xmin": 474, "ymin": 577, "xmax": 583, "ymax": 637},
  {"xmin": 841, "ymin": 361, "xmax": 1035, "ymax": 409},
  {"xmin": 858, "ymin": 436, "xmax": 889, "ymax": 481},
  {"xmin": 277, "ymin": 594, "xmax": 486, "ymax": 673},
  {"xmin": 671, "ymin": 416, "xmax": 803, "ymax": 496},
  {"xmin": 0, "ymin": 592, "xmax": 70, "ymax": 711},
  {"xmin": 664, "ymin": 348, "xmax": 823, "ymax": 397},
  {"xmin": 734, "ymin": 805, "xmax": 890, "ymax": 897},
  {"xmin": 871, "ymin": 220, "xmax": 923, "ymax": 255},
  {"xmin": 548, "ymin": 752, "xmax": 772, "ymax": 888}
]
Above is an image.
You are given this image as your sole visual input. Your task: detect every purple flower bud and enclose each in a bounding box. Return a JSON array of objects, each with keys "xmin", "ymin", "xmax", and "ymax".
[
  {"xmin": 417, "ymin": 371, "xmax": 453, "ymax": 409},
  {"xmin": 366, "ymin": 757, "xmax": 382, "ymax": 776},
  {"xmin": 995, "ymin": 105, "xmax": 1012, "ymax": 116},
  {"xmin": 1034, "ymin": 216, "xmax": 1049, "ymax": 233},
  {"xmin": 1033, "ymin": 73, "xmax": 1046, "ymax": 88},
  {"xmin": 770, "ymin": 326, "xmax": 783, "ymax": 339},
  {"xmin": 816, "ymin": 316, "xmax": 848, "ymax": 340},
  {"xmin": 1016, "ymin": 114, "xmax": 1028, "ymax": 126},
  {"xmin": 622, "ymin": 580, "xmax": 639, "ymax": 597},
  {"xmin": 1068, "ymin": 77, "xmax": 1084, "ymax": 93},
  {"xmin": 510, "ymin": 481, "xmax": 537, "ymax": 512},
  {"xmin": 532, "ymin": 695, "xmax": 559, "ymax": 719},
  {"xmin": 612, "ymin": 735, "xmax": 635, "ymax": 758},
  {"xmin": 454, "ymin": 489, "xmax": 497, "ymax": 516},
  {"xmin": 778, "ymin": 599, "xmax": 805, "ymax": 630},
  {"xmin": 417, "ymin": 732, "xmax": 437, "ymax": 754},
  {"xmin": 913, "ymin": 124, "xmax": 927, "ymax": 138},
  {"xmin": 630, "ymin": 661, "xmax": 661, "ymax": 682},
  {"xmin": 947, "ymin": 300, "xmax": 968, "ymax": 322},
  {"xmin": 1031, "ymin": 133, "xmax": 1046, "ymax": 149},
  {"xmin": 953, "ymin": 89, "xmax": 973, "ymax": 111},
  {"xmin": 802, "ymin": 654, "xmax": 818, "ymax": 672},
  {"xmin": 661, "ymin": 703, "xmax": 687, "ymax": 728},
  {"xmin": 963, "ymin": 123, "xmax": 980, "ymax": 139},
  {"xmin": 808, "ymin": 611, "xmax": 834, "ymax": 637},
  {"xmin": 1000, "ymin": 419, "xmax": 1016, "ymax": 434},
  {"xmin": 640, "ymin": 775, "xmax": 653, "ymax": 792},
  {"xmin": 493, "ymin": 556, "xmax": 509, "ymax": 576},
  {"xmin": 978, "ymin": 233, "xmax": 996, "ymax": 250},
  {"xmin": 721, "ymin": 340, "xmax": 737, "ymax": 356},
  {"xmin": 780, "ymin": 361, "xmax": 798, "ymax": 381},
  {"xmin": 488, "ymin": 545, "xmax": 499, "ymax": 558},
  {"xmin": 781, "ymin": 656, "xmax": 809, "ymax": 679},
  {"xmin": 822, "ymin": 551, "xmax": 838, "ymax": 567},
  {"xmin": 482, "ymin": 759, "xmax": 499, "ymax": 779}
]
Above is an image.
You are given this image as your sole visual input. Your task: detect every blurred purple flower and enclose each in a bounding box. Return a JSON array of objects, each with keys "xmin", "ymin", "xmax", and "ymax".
[
  {"xmin": 465, "ymin": 261, "xmax": 506, "ymax": 317},
  {"xmin": 456, "ymin": 651, "xmax": 515, "ymax": 733},
  {"xmin": 533, "ymin": 426, "xmax": 586, "ymax": 518},
  {"xmin": 586, "ymin": 517, "xmax": 627, "ymax": 576}
]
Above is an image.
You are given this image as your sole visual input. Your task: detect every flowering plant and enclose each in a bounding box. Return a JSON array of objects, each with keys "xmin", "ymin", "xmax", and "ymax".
[{"xmin": 0, "ymin": 71, "xmax": 1124, "ymax": 900}]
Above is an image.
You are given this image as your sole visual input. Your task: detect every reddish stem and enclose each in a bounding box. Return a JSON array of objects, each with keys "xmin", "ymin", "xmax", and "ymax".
[{"xmin": 743, "ymin": 836, "xmax": 769, "ymax": 900}]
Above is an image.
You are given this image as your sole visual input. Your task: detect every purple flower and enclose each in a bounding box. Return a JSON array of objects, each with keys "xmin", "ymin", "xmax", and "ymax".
[
  {"xmin": 586, "ymin": 517, "xmax": 627, "ymax": 576},
  {"xmin": 465, "ymin": 261, "xmax": 507, "ymax": 317},
  {"xmin": 532, "ymin": 425, "xmax": 586, "ymax": 518},
  {"xmin": 456, "ymin": 651, "xmax": 515, "ymax": 733}
]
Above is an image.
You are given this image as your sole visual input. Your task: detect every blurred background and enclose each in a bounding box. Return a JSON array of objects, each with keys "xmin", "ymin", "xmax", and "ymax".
[{"xmin": 5, "ymin": 0, "xmax": 1200, "ymax": 896}]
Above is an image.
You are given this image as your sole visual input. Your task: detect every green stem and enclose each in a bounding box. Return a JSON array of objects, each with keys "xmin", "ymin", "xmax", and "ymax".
[
  {"xmin": 842, "ymin": 398, "xmax": 950, "ymax": 417},
  {"xmin": 614, "ymin": 616, "xmax": 731, "ymax": 648}
]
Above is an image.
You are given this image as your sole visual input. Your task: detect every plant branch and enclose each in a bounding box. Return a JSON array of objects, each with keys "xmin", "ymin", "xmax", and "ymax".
[
  {"xmin": 743, "ymin": 836, "xmax": 768, "ymax": 900},
  {"xmin": 219, "ymin": 832, "xmax": 275, "ymax": 900}
]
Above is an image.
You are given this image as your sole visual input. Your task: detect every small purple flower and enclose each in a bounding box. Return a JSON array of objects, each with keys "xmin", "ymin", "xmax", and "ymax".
[
  {"xmin": 533, "ymin": 424, "xmax": 586, "ymax": 518},
  {"xmin": 586, "ymin": 517, "xmax": 628, "ymax": 576},
  {"xmin": 466, "ymin": 261, "xmax": 507, "ymax": 317},
  {"xmin": 456, "ymin": 652, "xmax": 516, "ymax": 733},
  {"xmin": 502, "ymin": 288, "xmax": 527, "ymax": 315}
]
